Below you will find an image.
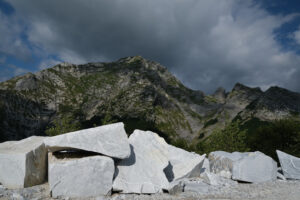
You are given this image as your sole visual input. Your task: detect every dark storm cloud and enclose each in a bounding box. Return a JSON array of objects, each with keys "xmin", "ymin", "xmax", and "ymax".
[{"xmin": 6, "ymin": 0, "xmax": 300, "ymax": 93}]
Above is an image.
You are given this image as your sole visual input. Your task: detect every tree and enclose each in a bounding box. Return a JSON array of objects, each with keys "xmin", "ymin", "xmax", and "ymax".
[
  {"xmin": 199, "ymin": 120, "xmax": 250, "ymax": 154},
  {"xmin": 45, "ymin": 116, "xmax": 81, "ymax": 136},
  {"xmin": 248, "ymin": 118, "xmax": 300, "ymax": 159}
]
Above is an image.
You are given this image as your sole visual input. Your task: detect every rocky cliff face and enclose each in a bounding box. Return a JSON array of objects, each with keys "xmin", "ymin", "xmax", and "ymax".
[{"xmin": 0, "ymin": 56, "xmax": 299, "ymax": 143}]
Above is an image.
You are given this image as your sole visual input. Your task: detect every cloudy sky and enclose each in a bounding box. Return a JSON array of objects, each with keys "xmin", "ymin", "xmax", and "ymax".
[{"xmin": 1, "ymin": 0, "xmax": 300, "ymax": 93}]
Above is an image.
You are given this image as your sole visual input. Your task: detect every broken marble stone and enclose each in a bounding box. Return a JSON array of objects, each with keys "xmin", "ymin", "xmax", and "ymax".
[
  {"xmin": 208, "ymin": 151, "xmax": 248, "ymax": 178},
  {"xmin": 183, "ymin": 181, "xmax": 210, "ymax": 194},
  {"xmin": 201, "ymin": 172, "xmax": 237, "ymax": 186},
  {"xmin": 113, "ymin": 130, "xmax": 169, "ymax": 194},
  {"xmin": 200, "ymin": 158, "xmax": 210, "ymax": 174},
  {"xmin": 276, "ymin": 150, "xmax": 300, "ymax": 180},
  {"xmin": 0, "ymin": 136, "xmax": 47, "ymax": 189},
  {"xmin": 277, "ymin": 172, "xmax": 287, "ymax": 180},
  {"xmin": 167, "ymin": 180, "xmax": 185, "ymax": 195},
  {"xmin": 232, "ymin": 151, "xmax": 277, "ymax": 183},
  {"xmin": 44, "ymin": 122, "xmax": 130, "ymax": 159},
  {"xmin": 49, "ymin": 152, "xmax": 114, "ymax": 198},
  {"xmin": 165, "ymin": 145, "xmax": 205, "ymax": 181}
]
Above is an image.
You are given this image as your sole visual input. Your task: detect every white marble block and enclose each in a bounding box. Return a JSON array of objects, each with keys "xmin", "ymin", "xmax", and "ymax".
[
  {"xmin": 44, "ymin": 122, "xmax": 130, "ymax": 159},
  {"xmin": 113, "ymin": 130, "xmax": 170, "ymax": 194},
  {"xmin": 48, "ymin": 153, "xmax": 114, "ymax": 198},
  {"xmin": 0, "ymin": 136, "xmax": 47, "ymax": 188}
]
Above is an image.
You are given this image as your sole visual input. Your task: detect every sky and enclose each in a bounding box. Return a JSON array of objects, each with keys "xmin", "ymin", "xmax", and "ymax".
[{"xmin": 1, "ymin": 0, "xmax": 300, "ymax": 94}]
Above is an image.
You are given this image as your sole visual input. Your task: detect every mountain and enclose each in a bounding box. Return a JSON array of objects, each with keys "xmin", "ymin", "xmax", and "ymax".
[{"xmin": 0, "ymin": 56, "xmax": 299, "ymax": 145}]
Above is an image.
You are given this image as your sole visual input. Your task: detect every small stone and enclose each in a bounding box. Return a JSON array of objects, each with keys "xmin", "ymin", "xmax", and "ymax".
[
  {"xmin": 183, "ymin": 181, "xmax": 210, "ymax": 194},
  {"xmin": 201, "ymin": 172, "xmax": 237, "ymax": 186},
  {"xmin": 12, "ymin": 193, "xmax": 25, "ymax": 200},
  {"xmin": 277, "ymin": 172, "xmax": 287, "ymax": 180},
  {"xmin": 167, "ymin": 180, "xmax": 185, "ymax": 195}
]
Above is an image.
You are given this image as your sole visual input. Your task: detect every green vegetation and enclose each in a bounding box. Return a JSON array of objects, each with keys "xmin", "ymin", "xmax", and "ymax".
[
  {"xmin": 197, "ymin": 120, "xmax": 249, "ymax": 154},
  {"xmin": 45, "ymin": 116, "xmax": 81, "ymax": 136},
  {"xmin": 171, "ymin": 137, "xmax": 195, "ymax": 151},
  {"xmin": 194, "ymin": 117, "xmax": 300, "ymax": 159},
  {"xmin": 247, "ymin": 118, "xmax": 300, "ymax": 159},
  {"xmin": 204, "ymin": 95, "xmax": 218, "ymax": 103}
]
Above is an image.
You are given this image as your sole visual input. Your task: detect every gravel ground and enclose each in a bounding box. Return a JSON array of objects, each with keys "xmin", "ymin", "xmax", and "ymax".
[{"xmin": 1, "ymin": 180, "xmax": 300, "ymax": 200}]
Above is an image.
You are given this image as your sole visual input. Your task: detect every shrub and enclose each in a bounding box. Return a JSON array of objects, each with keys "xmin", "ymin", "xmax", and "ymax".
[
  {"xmin": 247, "ymin": 118, "xmax": 300, "ymax": 159},
  {"xmin": 45, "ymin": 116, "xmax": 81, "ymax": 136},
  {"xmin": 198, "ymin": 120, "xmax": 250, "ymax": 154}
]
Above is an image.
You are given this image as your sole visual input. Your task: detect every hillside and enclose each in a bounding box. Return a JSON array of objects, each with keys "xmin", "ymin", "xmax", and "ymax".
[{"xmin": 0, "ymin": 56, "xmax": 299, "ymax": 146}]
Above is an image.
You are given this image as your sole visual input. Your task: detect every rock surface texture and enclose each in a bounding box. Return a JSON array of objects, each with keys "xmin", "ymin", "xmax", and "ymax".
[
  {"xmin": 0, "ymin": 136, "xmax": 47, "ymax": 189},
  {"xmin": 165, "ymin": 145, "xmax": 205, "ymax": 181},
  {"xmin": 277, "ymin": 150, "xmax": 300, "ymax": 180},
  {"xmin": 208, "ymin": 151, "xmax": 248, "ymax": 178},
  {"xmin": 48, "ymin": 153, "xmax": 114, "ymax": 198},
  {"xmin": 113, "ymin": 130, "xmax": 170, "ymax": 194},
  {"xmin": 200, "ymin": 158, "xmax": 210, "ymax": 174},
  {"xmin": 44, "ymin": 122, "xmax": 130, "ymax": 159},
  {"xmin": 232, "ymin": 151, "xmax": 277, "ymax": 183},
  {"xmin": 201, "ymin": 172, "xmax": 238, "ymax": 186},
  {"xmin": 2, "ymin": 180, "xmax": 300, "ymax": 200}
]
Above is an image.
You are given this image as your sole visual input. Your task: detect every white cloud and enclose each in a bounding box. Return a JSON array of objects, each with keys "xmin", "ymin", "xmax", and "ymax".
[
  {"xmin": 7, "ymin": 0, "xmax": 300, "ymax": 93},
  {"xmin": 294, "ymin": 27, "xmax": 300, "ymax": 45},
  {"xmin": 0, "ymin": 11, "xmax": 31, "ymax": 61}
]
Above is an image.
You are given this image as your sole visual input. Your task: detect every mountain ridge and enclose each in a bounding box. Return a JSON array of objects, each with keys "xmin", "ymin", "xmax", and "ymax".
[{"xmin": 0, "ymin": 56, "xmax": 299, "ymax": 144}]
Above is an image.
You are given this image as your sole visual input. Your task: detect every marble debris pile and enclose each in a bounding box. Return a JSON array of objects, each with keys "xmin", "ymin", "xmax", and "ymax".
[{"xmin": 1, "ymin": 122, "xmax": 299, "ymax": 198}]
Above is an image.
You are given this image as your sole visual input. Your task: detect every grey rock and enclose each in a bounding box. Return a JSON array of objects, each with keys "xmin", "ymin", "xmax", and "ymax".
[
  {"xmin": 167, "ymin": 180, "xmax": 185, "ymax": 195},
  {"xmin": 0, "ymin": 136, "xmax": 47, "ymax": 189},
  {"xmin": 208, "ymin": 151, "xmax": 248, "ymax": 178},
  {"xmin": 12, "ymin": 193, "xmax": 25, "ymax": 200},
  {"xmin": 165, "ymin": 145, "xmax": 205, "ymax": 181},
  {"xmin": 48, "ymin": 153, "xmax": 114, "ymax": 198},
  {"xmin": 15, "ymin": 73, "xmax": 38, "ymax": 91},
  {"xmin": 213, "ymin": 87, "xmax": 226, "ymax": 103},
  {"xmin": 277, "ymin": 172, "xmax": 287, "ymax": 180},
  {"xmin": 232, "ymin": 151, "xmax": 277, "ymax": 183},
  {"xmin": 201, "ymin": 172, "xmax": 237, "ymax": 186},
  {"xmin": 200, "ymin": 158, "xmax": 210, "ymax": 174},
  {"xmin": 44, "ymin": 122, "xmax": 130, "ymax": 159},
  {"xmin": 276, "ymin": 150, "xmax": 300, "ymax": 180},
  {"xmin": 113, "ymin": 130, "xmax": 169, "ymax": 194},
  {"xmin": 183, "ymin": 181, "xmax": 210, "ymax": 193}
]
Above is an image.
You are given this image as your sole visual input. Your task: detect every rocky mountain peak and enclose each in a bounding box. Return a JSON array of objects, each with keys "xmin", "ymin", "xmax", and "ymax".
[
  {"xmin": 226, "ymin": 83, "xmax": 263, "ymax": 105},
  {"xmin": 248, "ymin": 86, "xmax": 300, "ymax": 114},
  {"xmin": 232, "ymin": 83, "xmax": 261, "ymax": 93},
  {"xmin": 1, "ymin": 56, "xmax": 300, "ymax": 144},
  {"xmin": 212, "ymin": 87, "xmax": 226, "ymax": 103}
]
